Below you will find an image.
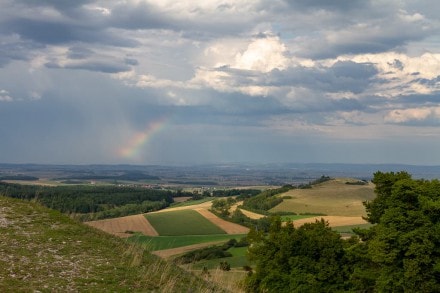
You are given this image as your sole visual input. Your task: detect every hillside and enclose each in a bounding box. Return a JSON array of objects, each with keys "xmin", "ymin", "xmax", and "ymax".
[
  {"xmin": 0, "ymin": 196, "xmax": 223, "ymax": 292},
  {"xmin": 270, "ymin": 178, "xmax": 375, "ymax": 217}
]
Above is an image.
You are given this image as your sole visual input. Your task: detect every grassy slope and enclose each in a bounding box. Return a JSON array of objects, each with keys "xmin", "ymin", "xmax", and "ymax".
[
  {"xmin": 145, "ymin": 210, "xmax": 226, "ymax": 236},
  {"xmin": 129, "ymin": 234, "xmax": 247, "ymax": 251},
  {"xmin": 271, "ymin": 178, "xmax": 375, "ymax": 216},
  {"xmin": 0, "ymin": 196, "xmax": 223, "ymax": 292}
]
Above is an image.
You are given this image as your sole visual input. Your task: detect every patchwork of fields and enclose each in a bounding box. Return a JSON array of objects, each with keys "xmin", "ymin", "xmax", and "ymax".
[
  {"xmin": 84, "ymin": 178, "xmax": 376, "ymax": 278},
  {"xmin": 145, "ymin": 210, "xmax": 226, "ymax": 236}
]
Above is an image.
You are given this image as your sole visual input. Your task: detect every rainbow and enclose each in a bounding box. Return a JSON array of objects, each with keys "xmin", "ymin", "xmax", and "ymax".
[{"xmin": 118, "ymin": 117, "xmax": 169, "ymax": 160}]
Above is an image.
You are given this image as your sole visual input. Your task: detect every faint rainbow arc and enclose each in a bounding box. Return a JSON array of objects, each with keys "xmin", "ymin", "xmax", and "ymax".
[{"xmin": 118, "ymin": 117, "xmax": 170, "ymax": 159}]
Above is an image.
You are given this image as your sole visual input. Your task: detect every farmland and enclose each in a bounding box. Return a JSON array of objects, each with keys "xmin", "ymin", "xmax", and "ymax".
[
  {"xmin": 145, "ymin": 210, "xmax": 227, "ymax": 236},
  {"xmin": 270, "ymin": 178, "xmax": 375, "ymax": 217}
]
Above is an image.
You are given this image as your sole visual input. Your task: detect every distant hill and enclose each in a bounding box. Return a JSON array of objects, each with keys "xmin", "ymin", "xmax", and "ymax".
[
  {"xmin": 0, "ymin": 196, "xmax": 223, "ymax": 292},
  {"xmin": 271, "ymin": 178, "xmax": 376, "ymax": 217}
]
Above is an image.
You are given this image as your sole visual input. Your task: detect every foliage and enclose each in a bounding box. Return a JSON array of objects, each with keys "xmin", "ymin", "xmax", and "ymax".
[
  {"xmin": 78, "ymin": 200, "xmax": 169, "ymax": 221},
  {"xmin": 0, "ymin": 174, "xmax": 39, "ymax": 181},
  {"xmin": 219, "ymin": 261, "xmax": 231, "ymax": 271},
  {"xmin": 246, "ymin": 172, "xmax": 440, "ymax": 292},
  {"xmin": 212, "ymin": 188, "xmax": 261, "ymax": 199},
  {"xmin": 175, "ymin": 239, "xmax": 240, "ymax": 264},
  {"xmin": 362, "ymin": 172, "xmax": 440, "ymax": 292},
  {"xmin": 241, "ymin": 185, "xmax": 293, "ymax": 214},
  {"xmin": 0, "ymin": 182, "xmax": 173, "ymax": 219},
  {"xmin": 298, "ymin": 175, "xmax": 332, "ymax": 189},
  {"xmin": 211, "ymin": 197, "xmax": 236, "ymax": 217},
  {"xmin": 246, "ymin": 218, "xmax": 348, "ymax": 292}
]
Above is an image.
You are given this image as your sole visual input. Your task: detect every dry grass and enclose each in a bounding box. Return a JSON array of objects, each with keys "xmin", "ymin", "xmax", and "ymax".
[
  {"xmin": 271, "ymin": 179, "xmax": 375, "ymax": 217},
  {"xmin": 0, "ymin": 196, "xmax": 225, "ymax": 292}
]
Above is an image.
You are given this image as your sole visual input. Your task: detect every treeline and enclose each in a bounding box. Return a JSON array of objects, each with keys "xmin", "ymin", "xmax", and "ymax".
[
  {"xmin": 0, "ymin": 175, "xmax": 39, "ymax": 181},
  {"xmin": 0, "ymin": 182, "xmax": 174, "ymax": 219},
  {"xmin": 245, "ymin": 171, "xmax": 440, "ymax": 292},
  {"xmin": 212, "ymin": 189, "xmax": 261, "ymax": 198},
  {"xmin": 175, "ymin": 238, "xmax": 248, "ymax": 264},
  {"xmin": 297, "ymin": 175, "xmax": 332, "ymax": 189},
  {"xmin": 241, "ymin": 185, "xmax": 294, "ymax": 214},
  {"xmin": 210, "ymin": 198, "xmax": 273, "ymax": 232}
]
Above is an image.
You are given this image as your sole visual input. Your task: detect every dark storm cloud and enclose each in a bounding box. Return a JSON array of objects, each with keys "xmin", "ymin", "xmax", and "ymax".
[
  {"xmin": 1, "ymin": 0, "xmax": 440, "ymax": 165},
  {"xmin": 108, "ymin": 2, "xmax": 174, "ymax": 30},
  {"xmin": 218, "ymin": 61, "xmax": 378, "ymax": 94},
  {"xmin": 46, "ymin": 61, "xmax": 131, "ymax": 73}
]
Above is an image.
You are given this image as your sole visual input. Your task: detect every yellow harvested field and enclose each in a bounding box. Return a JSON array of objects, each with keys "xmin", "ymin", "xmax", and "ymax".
[
  {"xmin": 194, "ymin": 208, "xmax": 250, "ymax": 234},
  {"xmin": 85, "ymin": 214, "xmax": 158, "ymax": 238},
  {"xmin": 291, "ymin": 216, "xmax": 368, "ymax": 227},
  {"xmin": 150, "ymin": 201, "xmax": 213, "ymax": 213},
  {"xmin": 238, "ymin": 208, "xmax": 265, "ymax": 220}
]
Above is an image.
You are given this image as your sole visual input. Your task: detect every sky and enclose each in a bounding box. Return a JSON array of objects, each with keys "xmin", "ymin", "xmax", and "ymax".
[{"xmin": 1, "ymin": 0, "xmax": 440, "ymax": 165}]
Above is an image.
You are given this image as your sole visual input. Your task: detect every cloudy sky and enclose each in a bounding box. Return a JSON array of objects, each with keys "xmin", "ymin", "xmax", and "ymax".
[{"xmin": 1, "ymin": 0, "xmax": 440, "ymax": 165}]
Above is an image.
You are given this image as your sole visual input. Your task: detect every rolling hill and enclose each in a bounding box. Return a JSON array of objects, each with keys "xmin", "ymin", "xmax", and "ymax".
[{"xmin": 0, "ymin": 196, "xmax": 223, "ymax": 292}]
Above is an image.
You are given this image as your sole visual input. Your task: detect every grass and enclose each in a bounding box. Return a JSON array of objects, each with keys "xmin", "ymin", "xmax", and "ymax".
[
  {"xmin": 128, "ymin": 234, "xmax": 247, "ymax": 251},
  {"xmin": 192, "ymin": 247, "xmax": 251, "ymax": 270},
  {"xmin": 145, "ymin": 209, "xmax": 226, "ymax": 236},
  {"xmin": 270, "ymin": 178, "xmax": 375, "ymax": 217},
  {"xmin": 332, "ymin": 223, "xmax": 375, "ymax": 234},
  {"xmin": 170, "ymin": 197, "xmax": 213, "ymax": 207},
  {"xmin": 0, "ymin": 196, "xmax": 224, "ymax": 292}
]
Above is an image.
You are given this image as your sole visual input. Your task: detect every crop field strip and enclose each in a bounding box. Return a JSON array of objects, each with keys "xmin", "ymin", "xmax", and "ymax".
[
  {"xmin": 129, "ymin": 234, "xmax": 247, "ymax": 251},
  {"xmin": 194, "ymin": 208, "xmax": 249, "ymax": 234},
  {"xmin": 145, "ymin": 209, "xmax": 227, "ymax": 236},
  {"xmin": 85, "ymin": 214, "xmax": 158, "ymax": 237}
]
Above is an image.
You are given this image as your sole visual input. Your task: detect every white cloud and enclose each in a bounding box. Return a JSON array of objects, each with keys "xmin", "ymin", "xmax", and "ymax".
[
  {"xmin": 0, "ymin": 89, "xmax": 13, "ymax": 102},
  {"xmin": 234, "ymin": 34, "xmax": 289, "ymax": 72},
  {"xmin": 384, "ymin": 107, "xmax": 440, "ymax": 124}
]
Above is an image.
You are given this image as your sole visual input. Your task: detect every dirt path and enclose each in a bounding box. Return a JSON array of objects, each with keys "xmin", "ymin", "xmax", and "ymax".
[
  {"xmin": 194, "ymin": 208, "xmax": 250, "ymax": 234},
  {"xmin": 291, "ymin": 216, "xmax": 368, "ymax": 227},
  {"xmin": 152, "ymin": 241, "xmax": 226, "ymax": 259},
  {"xmin": 85, "ymin": 214, "xmax": 158, "ymax": 238}
]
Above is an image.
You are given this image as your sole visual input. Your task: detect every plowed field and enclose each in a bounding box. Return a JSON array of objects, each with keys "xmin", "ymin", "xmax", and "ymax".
[{"xmin": 85, "ymin": 214, "xmax": 158, "ymax": 238}]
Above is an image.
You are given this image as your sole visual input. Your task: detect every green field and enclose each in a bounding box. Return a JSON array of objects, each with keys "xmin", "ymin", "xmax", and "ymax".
[
  {"xmin": 128, "ymin": 234, "xmax": 247, "ymax": 251},
  {"xmin": 271, "ymin": 179, "xmax": 375, "ymax": 216},
  {"xmin": 145, "ymin": 210, "xmax": 226, "ymax": 236},
  {"xmin": 192, "ymin": 247, "xmax": 250, "ymax": 269},
  {"xmin": 332, "ymin": 223, "xmax": 375, "ymax": 234}
]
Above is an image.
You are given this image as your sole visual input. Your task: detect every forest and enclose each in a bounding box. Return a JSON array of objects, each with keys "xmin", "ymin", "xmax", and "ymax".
[
  {"xmin": 0, "ymin": 182, "xmax": 179, "ymax": 220},
  {"xmin": 245, "ymin": 171, "xmax": 440, "ymax": 292}
]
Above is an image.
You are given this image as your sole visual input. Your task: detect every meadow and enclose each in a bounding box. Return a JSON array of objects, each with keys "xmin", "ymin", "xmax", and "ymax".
[
  {"xmin": 270, "ymin": 178, "xmax": 375, "ymax": 217},
  {"xmin": 192, "ymin": 246, "xmax": 250, "ymax": 270},
  {"xmin": 145, "ymin": 210, "xmax": 227, "ymax": 235},
  {"xmin": 0, "ymin": 196, "xmax": 221, "ymax": 292},
  {"xmin": 128, "ymin": 234, "xmax": 247, "ymax": 251}
]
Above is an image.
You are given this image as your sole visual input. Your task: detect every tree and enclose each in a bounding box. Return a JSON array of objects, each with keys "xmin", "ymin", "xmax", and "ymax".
[
  {"xmin": 364, "ymin": 175, "xmax": 440, "ymax": 292},
  {"xmin": 246, "ymin": 218, "xmax": 348, "ymax": 292}
]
